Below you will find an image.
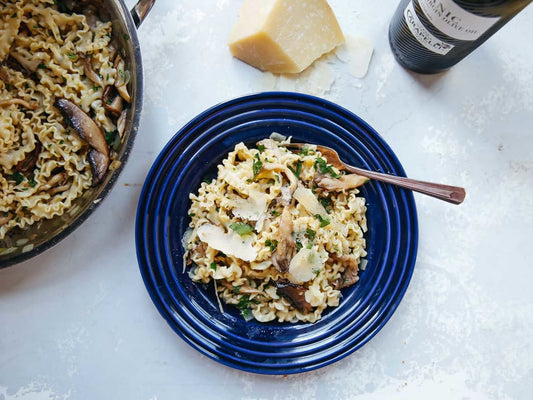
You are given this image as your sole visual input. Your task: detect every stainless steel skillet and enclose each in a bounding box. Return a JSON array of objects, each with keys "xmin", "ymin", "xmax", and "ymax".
[{"xmin": 0, "ymin": 0, "xmax": 156, "ymax": 268}]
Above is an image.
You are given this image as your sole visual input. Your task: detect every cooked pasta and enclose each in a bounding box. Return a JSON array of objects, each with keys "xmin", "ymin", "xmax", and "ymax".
[
  {"xmin": 0, "ymin": 0, "xmax": 129, "ymax": 242},
  {"xmin": 183, "ymin": 137, "xmax": 368, "ymax": 323}
]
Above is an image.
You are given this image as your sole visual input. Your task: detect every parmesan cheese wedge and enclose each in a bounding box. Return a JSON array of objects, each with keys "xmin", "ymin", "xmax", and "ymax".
[
  {"xmin": 228, "ymin": 0, "xmax": 345, "ymax": 74},
  {"xmin": 197, "ymin": 223, "xmax": 257, "ymax": 262}
]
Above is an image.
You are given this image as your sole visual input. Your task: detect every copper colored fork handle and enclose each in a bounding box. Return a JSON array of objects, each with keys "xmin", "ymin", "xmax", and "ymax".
[{"xmin": 344, "ymin": 165, "xmax": 466, "ymax": 205}]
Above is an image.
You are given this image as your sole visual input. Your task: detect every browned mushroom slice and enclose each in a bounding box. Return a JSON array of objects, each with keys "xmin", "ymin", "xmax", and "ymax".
[
  {"xmin": 314, "ymin": 174, "xmax": 368, "ymax": 192},
  {"xmin": 15, "ymin": 142, "xmax": 41, "ymax": 173},
  {"xmin": 82, "ymin": 56, "xmax": 103, "ymax": 87},
  {"xmin": 114, "ymin": 55, "xmax": 131, "ymax": 103},
  {"xmin": 276, "ymin": 280, "xmax": 313, "ymax": 313},
  {"xmin": 272, "ymin": 207, "xmax": 296, "ymax": 273},
  {"xmin": 0, "ymin": 66, "xmax": 10, "ymax": 83},
  {"xmin": 329, "ymin": 254, "xmax": 360, "ymax": 289},
  {"xmin": 102, "ymin": 85, "xmax": 123, "ymax": 116},
  {"xmin": 39, "ymin": 172, "xmax": 67, "ymax": 192},
  {"xmin": 88, "ymin": 148, "xmax": 109, "ymax": 186},
  {"xmin": 220, "ymin": 280, "xmax": 262, "ymax": 295},
  {"xmin": 55, "ymin": 98, "xmax": 108, "ymax": 156},
  {"xmin": 54, "ymin": 98, "xmax": 109, "ymax": 185},
  {"xmin": 117, "ymin": 109, "xmax": 127, "ymax": 137}
]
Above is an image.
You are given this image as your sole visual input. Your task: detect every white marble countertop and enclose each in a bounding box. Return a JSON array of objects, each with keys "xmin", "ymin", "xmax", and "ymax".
[{"xmin": 2, "ymin": 0, "xmax": 533, "ymax": 398}]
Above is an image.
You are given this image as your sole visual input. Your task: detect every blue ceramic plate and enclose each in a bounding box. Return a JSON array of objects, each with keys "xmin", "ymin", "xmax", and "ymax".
[{"xmin": 135, "ymin": 92, "xmax": 418, "ymax": 374}]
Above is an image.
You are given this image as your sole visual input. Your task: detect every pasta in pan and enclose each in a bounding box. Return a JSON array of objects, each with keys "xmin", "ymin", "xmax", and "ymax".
[
  {"xmin": 0, "ymin": 0, "xmax": 129, "ymax": 243},
  {"xmin": 183, "ymin": 137, "xmax": 368, "ymax": 323}
]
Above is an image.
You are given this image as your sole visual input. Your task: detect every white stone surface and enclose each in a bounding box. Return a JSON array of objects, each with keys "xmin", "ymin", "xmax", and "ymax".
[{"xmin": 1, "ymin": 0, "xmax": 533, "ymax": 398}]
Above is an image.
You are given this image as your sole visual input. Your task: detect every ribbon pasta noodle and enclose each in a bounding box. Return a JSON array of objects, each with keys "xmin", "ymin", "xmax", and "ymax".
[
  {"xmin": 183, "ymin": 137, "xmax": 368, "ymax": 323},
  {"xmin": 0, "ymin": 0, "xmax": 127, "ymax": 242}
]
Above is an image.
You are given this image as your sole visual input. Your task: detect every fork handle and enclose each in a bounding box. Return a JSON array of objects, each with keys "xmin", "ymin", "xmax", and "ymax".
[{"xmin": 345, "ymin": 165, "xmax": 466, "ymax": 205}]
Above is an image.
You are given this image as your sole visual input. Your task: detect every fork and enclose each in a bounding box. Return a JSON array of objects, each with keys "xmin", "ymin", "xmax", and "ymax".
[{"xmin": 284, "ymin": 143, "xmax": 466, "ymax": 205}]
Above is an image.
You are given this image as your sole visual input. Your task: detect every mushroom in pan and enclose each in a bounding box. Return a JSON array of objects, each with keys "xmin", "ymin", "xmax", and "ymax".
[
  {"xmin": 114, "ymin": 54, "xmax": 131, "ymax": 103},
  {"xmin": 54, "ymin": 98, "xmax": 109, "ymax": 185},
  {"xmin": 81, "ymin": 56, "xmax": 103, "ymax": 87},
  {"xmin": 39, "ymin": 172, "xmax": 69, "ymax": 195},
  {"xmin": 15, "ymin": 142, "xmax": 41, "ymax": 173},
  {"xmin": 101, "ymin": 85, "xmax": 123, "ymax": 116}
]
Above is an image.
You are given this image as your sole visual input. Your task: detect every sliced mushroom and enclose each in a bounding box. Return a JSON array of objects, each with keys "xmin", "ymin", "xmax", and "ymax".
[
  {"xmin": 15, "ymin": 142, "xmax": 41, "ymax": 173},
  {"xmin": 55, "ymin": 98, "xmax": 108, "ymax": 156},
  {"xmin": 0, "ymin": 66, "xmax": 10, "ymax": 83},
  {"xmin": 272, "ymin": 207, "xmax": 297, "ymax": 273},
  {"xmin": 88, "ymin": 148, "xmax": 109, "ymax": 186},
  {"xmin": 114, "ymin": 55, "xmax": 131, "ymax": 102},
  {"xmin": 39, "ymin": 172, "xmax": 67, "ymax": 193},
  {"xmin": 262, "ymin": 163, "xmax": 298, "ymax": 205},
  {"xmin": 186, "ymin": 242, "xmax": 206, "ymax": 265},
  {"xmin": 276, "ymin": 279, "xmax": 313, "ymax": 313},
  {"xmin": 82, "ymin": 56, "xmax": 103, "ymax": 87},
  {"xmin": 117, "ymin": 109, "xmax": 127, "ymax": 137},
  {"xmin": 329, "ymin": 254, "xmax": 360, "ymax": 289},
  {"xmin": 5, "ymin": 55, "xmax": 31, "ymax": 76},
  {"xmin": 314, "ymin": 174, "xmax": 368, "ymax": 192},
  {"xmin": 220, "ymin": 280, "xmax": 262, "ymax": 295},
  {"xmin": 102, "ymin": 85, "xmax": 123, "ymax": 116},
  {"xmin": 54, "ymin": 98, "xmax": 109, "ymax": 185},
  {"xmin": 9, "ymin": 49, "xmax": 42, "ymax": 73}
]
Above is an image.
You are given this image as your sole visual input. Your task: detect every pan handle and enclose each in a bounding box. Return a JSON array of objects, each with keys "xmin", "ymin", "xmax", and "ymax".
[{"xmin": 131, "ymin": 0, "xmax": 156, "ymax": 28}]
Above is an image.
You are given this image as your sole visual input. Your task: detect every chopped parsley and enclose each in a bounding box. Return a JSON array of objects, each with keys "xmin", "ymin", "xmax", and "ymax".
[
  {"xmin": 229, "ymin": 222, "xmax": 254, "ymax": 236},
  {"xmin": 314, "ymin": 157, "xmax": 341, "ymax": 178},
  {"xmin": 296, "ymin": 241, "xmax": 303, "ymax": 251},
  {"xmin": 288, "ymin": 160, "xmax": 303, "ymax": 179},
  {"xmin": 37, "ymin": 63, "xmax": 49, "ymax": 70},
  {"xmin": 319, "ymin": 196, "xmax": 332, "ymax": 212},
  {"xmin": 28, "ymin": 179, "xmax": 37, "ymax": 188},
  {"xmin": 66, "ymin": 51, "xmax": 78, "ymax": 61},
  {"xmin": 104, "ymin": 130, "xmax": 121, "ymax": 151},
  {"xmin": 265, "ymin": 239, "xmax": 278, "ymax": 252},
  {"xmin": 257, "ymin": 144, "xmax": 265, "ymax": 153},
  {"xmin": 270, "ymin": 210, "xmax": 280, "ymax": 217},
  {"xmin": 315, "ymin": 214, "xmax": 330, "ymax": 227},
  {"xmin": 210, "ymin": 262, "xmax": 217, "ymax": 271},
  {"xmin": 10, "ymin": 171, "xmax": 24, "ymax": 185},
  {"xmin": 252, "ymin": 153, "xmax": 263, "ymax": 180},
  {"xmin": 306, "ymin": 228, "xmax": 316, "ymax": 242}
]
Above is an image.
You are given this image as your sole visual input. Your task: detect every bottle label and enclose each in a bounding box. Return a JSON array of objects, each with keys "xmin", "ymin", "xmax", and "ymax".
[
  {"xmin": 404, "ymin": 1, "xmax": 455, "ymax": 55},
  {"xmin": 418, "ymin": 0, "xmax": 501, "ymax": 41}
]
